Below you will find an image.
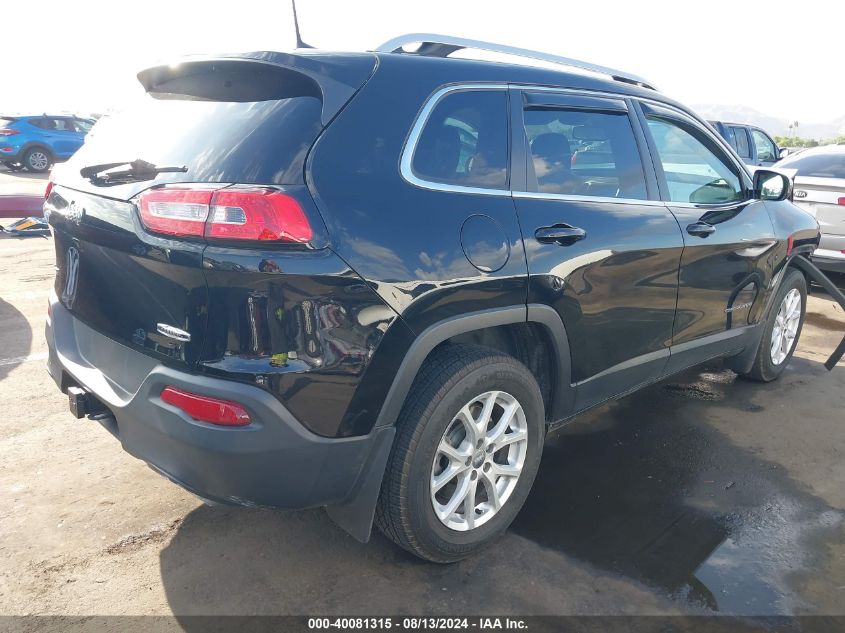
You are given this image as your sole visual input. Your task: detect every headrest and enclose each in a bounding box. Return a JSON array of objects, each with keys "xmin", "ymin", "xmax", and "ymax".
[{"xmin": 531, "ymin": 133, "xmax": 572, "ymax": 164}]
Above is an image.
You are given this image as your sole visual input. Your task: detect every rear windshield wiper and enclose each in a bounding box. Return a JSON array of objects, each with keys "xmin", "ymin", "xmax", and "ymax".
[{"xmin": 80, "ymin": 159, "xmax": 187, "ymax": 185}]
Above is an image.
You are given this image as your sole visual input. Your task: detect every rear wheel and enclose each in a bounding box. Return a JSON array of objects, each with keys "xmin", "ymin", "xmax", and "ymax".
[
  {"xmin": 23, "ymin": 148, "xmax": 52, "ymax": 173},
  {"xmin": 742, "ymin": 268, "xmax": 806, "ymax": 382},
  {"xmin": 375, "ymin": 344, "xmax": 544, "ymax": 563}
]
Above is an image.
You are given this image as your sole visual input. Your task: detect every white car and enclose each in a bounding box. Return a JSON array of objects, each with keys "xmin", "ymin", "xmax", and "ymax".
[{"xmin": 778, "ymin": 145, "xmax": 845, "ymax": 273}]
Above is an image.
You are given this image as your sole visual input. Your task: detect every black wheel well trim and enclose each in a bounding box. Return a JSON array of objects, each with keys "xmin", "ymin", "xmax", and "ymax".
[{"xmin": 373, "ymin": 304, "xmax": 574, "ymax": 430}]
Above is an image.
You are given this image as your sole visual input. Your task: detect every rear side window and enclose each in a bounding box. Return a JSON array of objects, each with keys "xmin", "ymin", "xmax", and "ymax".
[
  {"xmin": 646, "ymin": 115, "xmax": 744, "ymax": 204},
  {"xmin": 28, "ymin": 118, "xmax": 53, "ymax": 130},
  {"xmin": 731, "ymin": 126, "xmax": 751, "ymax": 159},
  {"xmin": 779, "ymin": 152, "xmax": 845, "ymax": 179},
  {"xmin": 522, "ymin": 108, "xmax": 647, "ymax": 199},
  {"xmin": 411, "ymin": 90, "xmax": 508, "ymax": 190}
]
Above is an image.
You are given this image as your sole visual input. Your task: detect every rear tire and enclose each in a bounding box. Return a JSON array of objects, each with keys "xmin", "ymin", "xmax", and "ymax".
[
  {"xmin": 741, "ymin": 268, "xmax": 806, "ymax": 382},
  {"xmin": 375, "ymin": 344, "xmax": 544, "ymax": 563},
  {"xmin": 23, "ymin": 148, "xmax": 52, "ymax": 173}
]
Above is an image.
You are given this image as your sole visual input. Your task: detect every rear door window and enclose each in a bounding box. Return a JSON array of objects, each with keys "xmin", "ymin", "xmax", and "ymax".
[
  {"xmin": 731, "ymin": 126, "xmax": 752, "ymax": 159},
  {"xmin": 54, "ymin": 119, "xmax": 76, "ymax": 132},
  {"xmin": 411, "ymin": 90, "xmax": 509, "ymax": 190},
  {"xmin": 521, "ymin": 107, "xmax": 647, "ymax": 199},
  {"xmin": 645, "ymin": 112, "xmax": 744, "ymax": 204}
]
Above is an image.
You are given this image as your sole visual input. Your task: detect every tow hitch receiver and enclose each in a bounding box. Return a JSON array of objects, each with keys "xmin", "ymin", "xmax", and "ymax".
[
  {"xmin": 790, "ymin": 257, "xmax": 845, "ymax": 370},
  {"xmin": 67, "ymin": 386, "xmax": 108, "ymax": 419}
]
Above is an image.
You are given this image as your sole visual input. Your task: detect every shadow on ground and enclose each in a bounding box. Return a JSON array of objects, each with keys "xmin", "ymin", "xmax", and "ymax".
[
  {"xmin": 0, "ymin": 297, "xmax": 33, "ymax": 382},
  {"xmin": 158, "ymin": 359, "xmax": 843, "ymax": 619}
]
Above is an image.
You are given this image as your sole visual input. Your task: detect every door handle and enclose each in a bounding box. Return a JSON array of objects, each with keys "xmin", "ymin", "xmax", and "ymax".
[
  {"xmin": 535, "ymin": 225, "xmax": 586, "ymax": 245},
  {"xmin": 686, "ymin": 222, "xmax": 716, "ymax": 238}
]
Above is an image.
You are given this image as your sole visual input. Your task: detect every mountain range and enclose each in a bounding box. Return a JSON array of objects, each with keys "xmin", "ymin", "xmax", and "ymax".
[{"xmin": 692, "ymin": 104, "xmax": 845, "ymax": 140}]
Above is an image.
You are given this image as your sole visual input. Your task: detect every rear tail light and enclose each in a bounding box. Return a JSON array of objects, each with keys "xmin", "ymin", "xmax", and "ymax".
[
  {"xmin": 207, "ymin": 188, "xmax": 312, "ymax": 242},
  {"xmin": 838, "ymin": 197, "xmax": 845, "ymax": 206},
  {"xmin": 160, "ymin": 386, "xmax": 251, "ymax": 426},
  {"xmin": 138, "ymin": 188, "xmax": 212, "ymax": 237},
  {"xmin": 0, "ymin": 128, "xmax": 19, "ymax": 136},
  {"xmin": 137, "ymin": 186, "xmax": 312, "ymax": 243},
  {"xmin": 44, "ymin": 181, "xmax": 53, "ymax": 200}
]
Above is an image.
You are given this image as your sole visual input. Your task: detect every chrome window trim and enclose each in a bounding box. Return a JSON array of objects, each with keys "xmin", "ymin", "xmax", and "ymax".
[
  {"xmin": 400, "ymin": 83, "xmax": 511, "ymax": 197},
  {"xmin": 400, "ymin": 82, "xmax": 734, "ymax": 207},
  {"xmin": 513, "ymin": 191, "xmax": 665, "ymax": 207},
  {"xmin": 662, "ymin": 199, "xmax": 755, "ymax": 210},
  {"xmin": 399, "ymin": 82, "xmax": 753, "ymax": 210}
]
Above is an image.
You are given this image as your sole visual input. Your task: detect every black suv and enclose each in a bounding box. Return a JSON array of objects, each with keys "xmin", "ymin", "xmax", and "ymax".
[{"xmin": 45, "ymin": 35, "xmax": 819, "ymax": 562}]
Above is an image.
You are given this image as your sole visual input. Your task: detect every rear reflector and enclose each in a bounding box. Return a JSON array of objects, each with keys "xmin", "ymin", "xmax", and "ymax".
[
  {"xmin": 787, "ymin": 234, "xmax": 795, "ymax": 257},
  {"xmin": 137, "ymin": 186, "xmax": 312, "ymax": 243},
  {"xmin": 838, "ymin": 197, "xmax": 845, "ymax": 206},
  {"xmin": 160, "ymin": 386, "xmax": 251, "ymax": 426}
]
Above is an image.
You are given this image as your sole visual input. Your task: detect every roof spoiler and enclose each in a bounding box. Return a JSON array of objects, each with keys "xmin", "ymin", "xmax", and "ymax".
[{"xmin": 137, "ymin": 52, "xmax": 376, "ymax": 126}]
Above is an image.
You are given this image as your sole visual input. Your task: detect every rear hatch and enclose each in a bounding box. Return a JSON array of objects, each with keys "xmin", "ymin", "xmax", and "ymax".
[{"xmin": 47, "ymin": 52, "xmax": 375, "ymax": 370}]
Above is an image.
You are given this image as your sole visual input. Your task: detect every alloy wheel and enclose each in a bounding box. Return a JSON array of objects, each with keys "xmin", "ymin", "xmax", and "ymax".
[
  {"xmin": 29, "ymin": 151, "xmax": 49, "ymax": 171},
  {"xmin": 430, "ymin": 390, "xmax": 528, "ymax": 531},
  {"xmin": 770, "ymin": 288, "xmax": 802, "ymax": 365}
]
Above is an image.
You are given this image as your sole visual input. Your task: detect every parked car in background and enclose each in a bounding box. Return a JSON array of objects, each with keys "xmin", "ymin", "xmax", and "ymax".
[
  {"xmin": 45, "ymin": 35, "xmax": 819, "ymax": 563},
  {"xmin": 709, "ymin": 120, "xmax": 785, "ymax": 167},
  {"xmin": 778, "ymin": 144, "xmax": 845, "ymax": 273},
  {"xmin": 0, "ymin": 114, "xmax": 95, "ymax": 173}
]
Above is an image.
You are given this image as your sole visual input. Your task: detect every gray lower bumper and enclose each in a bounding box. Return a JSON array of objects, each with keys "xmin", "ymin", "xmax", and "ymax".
[{"xmin": 45, "ymin": 294, "xmax": 388, "ymax": 511}]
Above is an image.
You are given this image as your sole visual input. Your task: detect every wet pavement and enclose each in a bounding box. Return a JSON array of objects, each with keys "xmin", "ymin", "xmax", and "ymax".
[{"xmin": 514, "ymin": 358, "xmax": 844, "ymax": 615}]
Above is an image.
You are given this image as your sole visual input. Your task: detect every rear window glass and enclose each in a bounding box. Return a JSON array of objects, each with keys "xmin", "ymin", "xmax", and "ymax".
[
  {"xmin": 69, "ymin": 95, "xmax": 323, "ymax": 185},
  {"xmin": 411, "ymin": 90, "xmax": 509, "ymax": 190},
  {"xmin": 779, "ymin": 152, "xmax": 845, "ymax": 179},
  {"xmin": 522, "ymin": 108, "xmax": 647, "ymax": 199}
]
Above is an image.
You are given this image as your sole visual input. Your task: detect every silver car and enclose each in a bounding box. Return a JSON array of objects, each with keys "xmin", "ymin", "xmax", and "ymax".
[{"xmin": 778, "ymin": 145, "xmax": 845, "ymax": 273}]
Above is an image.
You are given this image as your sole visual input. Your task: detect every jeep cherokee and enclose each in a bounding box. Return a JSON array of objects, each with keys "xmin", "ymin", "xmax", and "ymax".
[{"xmin": 45, "ymin": 35, "xmax": 821, "ymax": 562}]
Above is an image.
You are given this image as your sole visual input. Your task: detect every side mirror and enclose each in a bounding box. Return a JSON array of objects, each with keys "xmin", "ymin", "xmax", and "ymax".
[
  {"xmin": 753, "ymin": 169, "xmax": 792, "ymax": 201},
  {"xmin": 779, "ymin": 147, "xmax": 790, "ymax": 159}
]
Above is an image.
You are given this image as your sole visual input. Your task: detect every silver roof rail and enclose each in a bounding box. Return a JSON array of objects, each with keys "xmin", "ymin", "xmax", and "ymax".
[{"xmin": 375, "ymin": 33, "xmax": 657, "ymax": 91}]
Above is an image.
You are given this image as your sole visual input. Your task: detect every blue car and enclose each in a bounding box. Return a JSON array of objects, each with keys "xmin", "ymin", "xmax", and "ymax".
[{"xmin": 0, "ymin": 114, "xmax": 95, "ymax": 173}]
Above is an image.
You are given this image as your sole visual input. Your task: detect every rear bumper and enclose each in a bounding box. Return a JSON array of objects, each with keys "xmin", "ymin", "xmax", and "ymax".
[
  {"xmin": 45, "ymin": 294, "xmax": 387, "ymax": 509},
  {"xmin": 812, "ymin": 246, "xmax": 845, "ymax": 274},
  {"xmin": 0, "ymin": 149, "xmax": 21, "ymax": 161}
]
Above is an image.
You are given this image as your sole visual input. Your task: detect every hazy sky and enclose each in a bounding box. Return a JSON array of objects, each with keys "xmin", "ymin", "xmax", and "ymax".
[{"xmin": 1, "ymin": 0, "xmax": 842, "ymax": 123}]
